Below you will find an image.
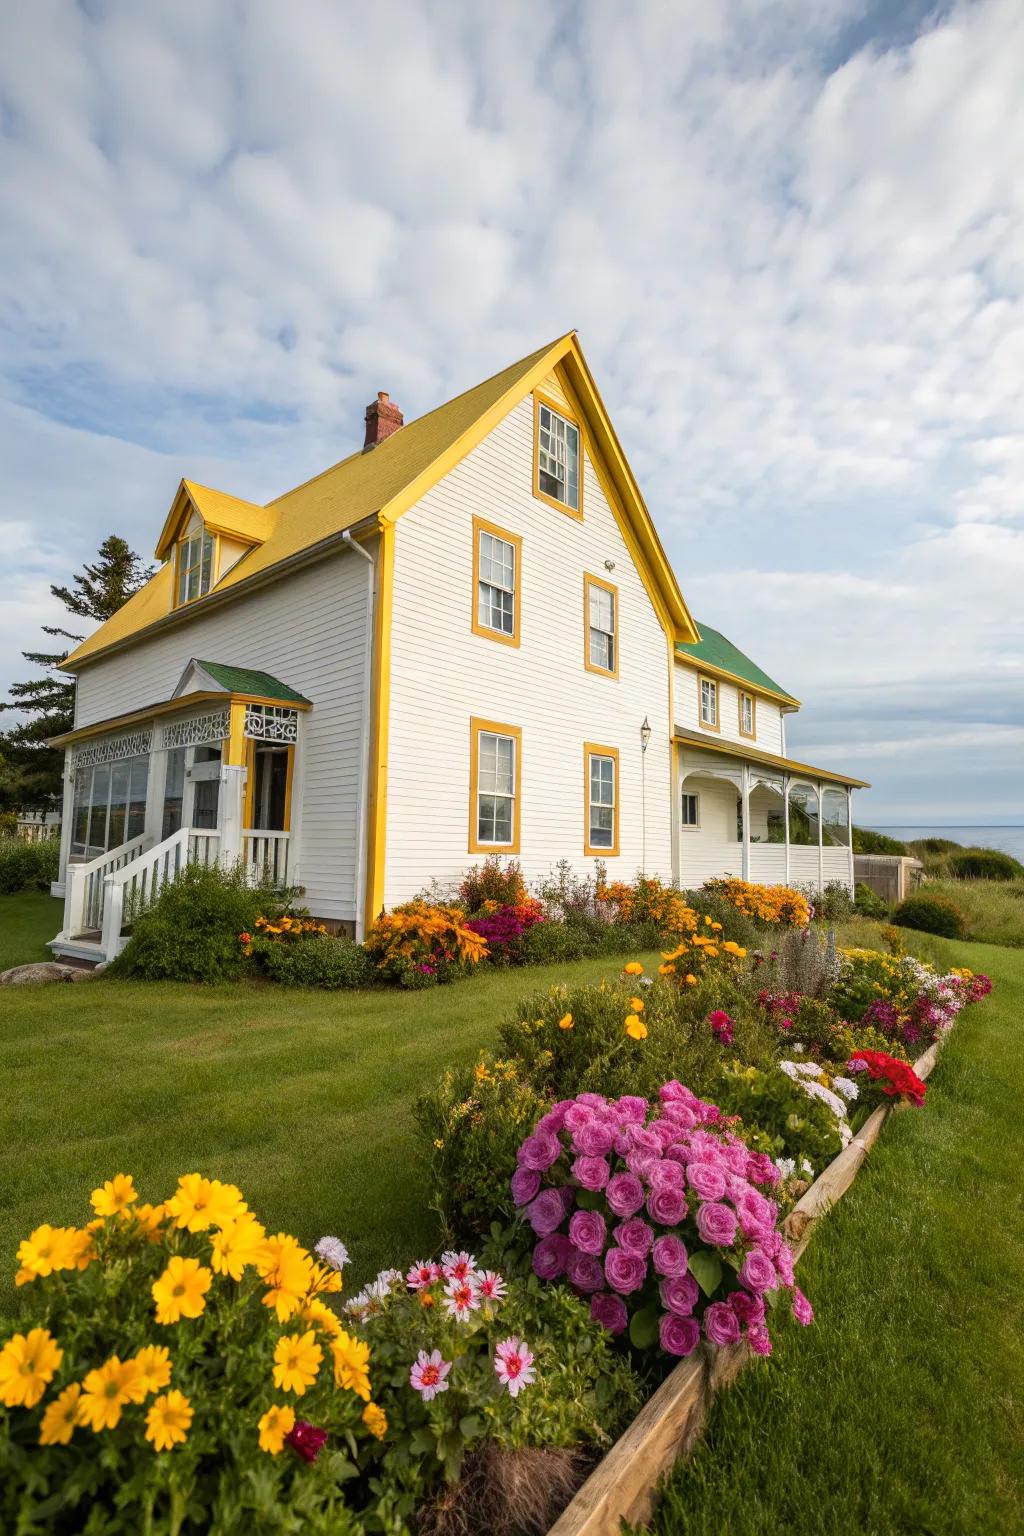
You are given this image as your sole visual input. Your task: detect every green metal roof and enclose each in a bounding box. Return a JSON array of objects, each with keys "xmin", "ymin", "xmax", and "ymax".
[
  {"xmin": 195, "ymin": 660, "xmax": 311, "ymax": 705},
  {"xmin": 674, "ymin": 622, "xmax": 798, "ymax": 705}
]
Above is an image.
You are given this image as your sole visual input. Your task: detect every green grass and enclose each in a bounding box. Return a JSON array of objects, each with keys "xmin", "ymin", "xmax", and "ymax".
[
  {"xmin": 0, "ymin": 898, "xmax": 663, "ymax": 1306},
  {"xmin": 0, "ymin": 893, "xmax": 61, "ymax": 971},
  {"xmin": 912, "ymin": 878, "xmax": 1024, "ymax": 949},
  {"xmin": 648, "ymin": 934, "xmax": 1024, "ymax": 1536}
]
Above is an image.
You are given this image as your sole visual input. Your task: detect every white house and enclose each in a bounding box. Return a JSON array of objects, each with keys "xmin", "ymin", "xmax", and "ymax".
[{"xmin": 48, "ymin": 333, "xmax": 866, "ymax": 963}]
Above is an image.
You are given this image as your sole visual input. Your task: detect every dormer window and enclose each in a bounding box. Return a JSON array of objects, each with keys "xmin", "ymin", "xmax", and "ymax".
[
  {"xmin": 177, "ymin": 530, "xmax": 215, "ymax": 605},
  {"xmin": 534, "ymin": 394, "xmax": 582, "ymax": 517}
]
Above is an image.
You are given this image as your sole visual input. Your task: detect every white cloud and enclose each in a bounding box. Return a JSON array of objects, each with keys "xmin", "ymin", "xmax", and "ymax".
[{"xmin": 0, "ymin": 0, "xmax": 1021, "ymax": 819}]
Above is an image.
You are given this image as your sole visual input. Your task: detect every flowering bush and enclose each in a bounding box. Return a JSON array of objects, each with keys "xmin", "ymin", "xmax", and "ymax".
[
  {"xmin": 512, "ymin": 1083, "xmax": 813, "ymax": 1360},
  {"xmin": 830, "ymin": 950, "xmax": 990, "ymax": 1049},
  {"xmin": 710, "ymin": 1061, "xmax": 846, "ymax": 1178},
  {"xmin": 778, "ymin": 1060, "xmax": 859, "ymax": 1147},
  {"xmin": 0, "ymin": 1176, "xmax": 382, "ymax": 1535},
  {"xmin": 847, "ymin": 1050, "xmax": 928, "ymax": 1107},
  {"xmin": 458, "ymin": 855, "xmax": 529, "ymax": 912},
  {"xmin": 346, "ymin": 1252, "xmax": 639, "ymax": 1521},
  {"xmin": 597, "ymin": 875, "xmax": 700, "ymax": 937},
  {"xmin": 364, "ymin": 901, "xmax": 489, "ymax": 987},
  {"xmin": 705, "ymin": 878, "xmax": 811, "ymax": 928},
  {"xmin": 466, "ymin": 898, "xmax": 546, "ymax": 964}
]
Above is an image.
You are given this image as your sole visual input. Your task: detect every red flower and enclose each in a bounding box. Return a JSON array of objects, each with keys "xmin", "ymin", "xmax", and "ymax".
[
  {"xmin": 285, "ymin": 1419, "xmax": 329, "ymax": 1463},
  {"xmin": 848, "ymin": 1050, "xmax": 927, "ymax": 1107}
]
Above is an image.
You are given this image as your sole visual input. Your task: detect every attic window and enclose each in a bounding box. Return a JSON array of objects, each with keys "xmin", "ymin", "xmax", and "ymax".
[
  {"xmin": 177, "ymin": 531, "xmax": 215, "ymax": 605},
  {"xmin": 535, "ymin": 395, "xmax": 582, "ymax": 516}
]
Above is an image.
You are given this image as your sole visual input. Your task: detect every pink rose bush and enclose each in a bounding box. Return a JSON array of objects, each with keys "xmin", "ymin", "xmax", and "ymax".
[{"xmin": 513, "ymin": 1081, "xmax": 812, "ymax": 1359}]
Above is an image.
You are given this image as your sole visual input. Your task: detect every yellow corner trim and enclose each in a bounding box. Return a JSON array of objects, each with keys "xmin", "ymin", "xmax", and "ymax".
[
  {"xmin": 471, "ymin": 516, "xmax": 522, "ymax": 648},
  {"xmin": 225, "ymin": 700, "xmax": 247, "ymax": 767},
  {"xmin": 468, "ymin": 716, "xmax": 522, "ymax": 855},
  {"xmin": 583, "ymin": 572, "xmax": 619, "ymax": 680},
  {"xmin": 697, "ymin": 673, "xmax": 721, "ymax": 733},
  {"xmin": 533, "ymin": 389, "xmax": 584, "ymax": 522},
  {"xmin": 364, "ymin": 522, "xmax": 395, "ymax": 933},
  {"xmin": 584, "ymin": 741, "xmax": 620, "ymax": 857}
]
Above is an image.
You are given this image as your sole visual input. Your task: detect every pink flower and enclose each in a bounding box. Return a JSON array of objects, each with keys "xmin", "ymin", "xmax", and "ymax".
[
  {"xmin": 476, "ymin": 1270, "xmax": 507, "ymax": 1302},
  {"xmin": 532, "ymin": 1233, "xmax": 572, "ymax": 1279},
  {"xmin": 590, "ymin": 1291, "xmax": 629, "ymax": 1335},
  {"xmin": 729, "ymin": 1289, "xmax": 766, "ymax": 1325},
  {"xmin": 738, "ymin": 1250, "xmax": 778, "ymax": 1294},
  {"xmin": 703, "ymin": 1301, "xmax": 741, "ymax": 1347},
  {"xmin": 747, "ymin": 1324, "xmax": 773, "ymax": 1356},
  {"xmin": 568, "ymin": 1209, "xmax": 607, "ymax": 1256},
  {"xmin": 285, "ymin": 1419, "xmax": 328, "ymax": 1462},
  {"xmin": 708, "ymin": 1009, "xmax": 734, "ymax": 1045},
  {"xmin": 686, "ymin": 1162, "xmax": 727, "ymax": 1201},
  {"xmin": 646, "ymin": 1185, "xmax": 688, "ymax": 1227},
  {"xmin": 572, "ymin": 1155, "xmax": 611, "ymax": 1191},
  {"xmin": 618, "ymin": 1095, "xmax": 649, "ymax": 1123},
  {"xmin": 573, "ymin": 1121, "xmax": 615, "ymax": 1157},
  {"xmin": 605, "ymin": 1172, "xmax": 645, "ymax": 1218},
  {"xmin": 526, "ymin": 1187, "xmax": 571, "ymax": 1236},
  {"xmin": 695, "ymin": 1201, "xmax": 738, "ymax": 1248},
  {"xmin": 660, "ymin": 1274, "xmax": 700, "ymax": 1316},
  {"xmin": 745, "ymin": 1153, "xmax": 781, "ymax": 1186},
  {"xmin": 406, "ymin": 1261, "xmax": 441, "ymax": 1291},
  {"xmin": 604, "ymin": 1245, "xmax": 647, "ymax": 1295},
  {"xmin": 518, "ymin": 1130, "xmax": 562, "ymax": 1171},
  {"xmin": 791, "ymin": 1286, "xmax": 814, "ymax": 1326},
  {"xmin": 410, "ymin": 1349, "xmax": 452, "ymax": 1400},
  {"xmin": 493, "ymin": 1336, "xmax": 536, "ymax": 1398},
  {"xmin": 442, "ymin": 1277, "xmax": 480, "ymax": 1321},
  {"xmin": 659, "ymin": 1312, "xmax": 701, "ymax": 1356},
  {"xmin": 567, "ymin": 1249, "xmax": 605, "ymax": 1292},
  {"xmin": 510, "ymin": 1167, "xmax": 541, "ymax": 1207},
  {"xmin": 613, "ymin": 1217, "xmax": 655, "ymax": 1257},
  {"xmin": 652, "ymin": 1234, "xmax": 689, "ymax": 1277},
  {"xmin": 775, "ymin": 1244, "xmax": 795, "ymax": 1286},
  {"xmin": 440, "ymin": 1250, "xmax": 477, "ymax": 1281}
]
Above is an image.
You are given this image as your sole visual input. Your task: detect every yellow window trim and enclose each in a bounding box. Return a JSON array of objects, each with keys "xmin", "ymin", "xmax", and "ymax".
[
  {"xmin": 533, "ymin": 389, "xmax": 584, "ymax": 521},
  {"xmin": 471, "ymin": 515, "xmax": 522, "ymax": 648},
  {"xmin": 738, "ymin": 690, "xmax": 756, "ymax": 740},
  {"xmin": 468, "ymin": 716, "xmax": 522, "ymax": 855},
  {"xmin": 364, "ymin": 522, "xmax": 395, "ymax": 933},
  {"xmin": 584, "ymin": 572, "xmax": 619, "ymax": 679},
  {"xmin": 698, "ymin": 673, "xmax": 721, "ymax": 733},
  {"xmin": 173, "ymin": 529, "xmax": 220, "ymax": 611},
  {"xmin": 584, "ymin": 741, "xmax": 620, "ymax": 857}
]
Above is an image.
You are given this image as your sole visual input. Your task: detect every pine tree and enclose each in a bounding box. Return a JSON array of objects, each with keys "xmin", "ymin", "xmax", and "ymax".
[{"xmin": 0, "ymin": 537, "xmax": 153, "ymax": 812}]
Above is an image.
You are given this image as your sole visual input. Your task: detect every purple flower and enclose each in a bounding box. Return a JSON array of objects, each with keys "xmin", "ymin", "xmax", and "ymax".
[
  {"xmin": 518, "ymin": 1130, "xmax": 562, "ymax": 1172},
  {"xmin": 590, "ymin": 1291, "xmax": 629, "ymax": 1336},
  {"xmin": 792, "ymin": 1286, "xmax": 814, "ymax": 1326},
  {"xmin": 567, "ymin": 1249, "xmax": 605, "ymax": 1293},
  {"xmin": 659, "ymin": 1312, "xmax": 701, "ymax": 1356},
  {"xmin": 613, "ymin": 1217, "xmax": 655, "ymax": 1257},
  {"xmin": 618, "ymin": 1095, "xmax": 649, "ymax": 1123},
  {"xmin": 729, "ymin": 1289, "xmax": 766, "ymax": 1325},
  {"xmin": 660, "ymin": 1101, "xmax": 697, "ymax": 1131},
  {"xmin": 526, "ymin": 1187, "xmax": 571, "ymax": 1236},
  {"xmin": 574, "ymin": 1121, "xmax": 614, "ymax": 1157},
  {"xmin": 604, "ymin": 1246, "xmax": 647, "ymax": 1295},
  {"xmin": 775, "ymin": 1244, "xmax": 795, "ymax": 1286},
  {"xmin": 703, "ymin": 1301, "xmax": 741, "ymax": 1347},
  {"xmin": 568, "ymin": 1209, "xmax": 607, "ymax": 1256},
  {"xmin": 510, "ymin": 1167, "xmax": 541, "ymax": 1207},
  {"xmin": 738, "ymin": 1250, "xmax": 778, "ymax": 1294},
  {"xmin": 652, "ymin": 1234, "xmax": 689, "ymax": 1277},
  {"xmin": 571, "ymin": 1154, "xmax": 610, "ymax": 1191},
  {"xmin": 606, "ymin": 1172, "xmax": 645, "ymax": 1218},
  {"xmin": 532, "ymin": 1234, "xmax": 572, "ymax": 1279},
  {"xmin": 659, "ymin": 1080, "xmax": 695, "ymax": 1105},
  {"xmin": 747, "ymin": 1324, "xmax": 773, "ymax": 1356},
  {"xmin": 648, "ymin": 1158, "xmax": 684, "ymax": 1190},
  {"xmin": 660, "ymin": 1274, "xmax": 700, "ymax": 1316},
  {"xmin": 695, "ymin": 1201, "xmax": 738, "ymax": 1249},
  {"xmin": 846, "ymin": 1056, "xmax": 869, "ymax": 1074},
  {"xmin": 285, "ymin": 1419, "xmax": 329, "ymax": 1462},
  {"xmin": 745, "ymin": 1153, "xmax": 781, "ymax": 1186},
  {"xmin": 647, "ymin": 1184, "xmax": 688, "ymax": 1227}
]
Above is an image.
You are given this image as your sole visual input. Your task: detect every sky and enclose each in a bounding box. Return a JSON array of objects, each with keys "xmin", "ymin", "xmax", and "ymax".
[{"xmin": 1, "ymin": 0, "xmax": 1022, "ymax": 825}]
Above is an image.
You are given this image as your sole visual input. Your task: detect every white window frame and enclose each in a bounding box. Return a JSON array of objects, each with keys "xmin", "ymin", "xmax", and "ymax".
[
  {"xmin": 470, "ymin": 719, "xmax": 521, "ymax": 853},
  {"xmin": 535, "ymin": 397, "xmax": 581, "ymax": 514},
  {"xmin": 739, "ymin": 691, "xmax": 755, "ymax": 738},
  {"xmin": 699, "ymin": 676, "xmax": 719, "ymax": 730},
  {"xmin": 681, "ymin": 790, "xmax": 700, "ymax": 829},
  {"xmin": 177, "ymin": 530, "xmax": 215, "ymax": 605},
  {"xmin": 585, "ymin": 575, "xmax": 618, "ymax": 677},
  {"xmin": 585, "ymin": 745, "xmax": 618, "ymax": 855}
]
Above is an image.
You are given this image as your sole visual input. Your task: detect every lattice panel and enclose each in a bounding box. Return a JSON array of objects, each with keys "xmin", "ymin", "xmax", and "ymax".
[
  {"xmin": 73, "ymin": 730, "xmax": 152, "ymax": 771},
  {"xmin": 244, "ymin": 705, "xmax": 299, "ymax": 743},
  {"xmin": 160, "ymin": 709, "xmax": 231, "ymax": 751}
]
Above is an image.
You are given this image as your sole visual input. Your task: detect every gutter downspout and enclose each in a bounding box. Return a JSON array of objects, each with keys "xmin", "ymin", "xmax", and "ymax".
[{"xmin": 342, "ymin": 529, "xmax": 376, "ymax": 943}]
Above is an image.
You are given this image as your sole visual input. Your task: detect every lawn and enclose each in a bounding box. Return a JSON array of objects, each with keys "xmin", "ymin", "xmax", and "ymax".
[
  {"xmin": 0, "ymin": 892, "xmax": 663, "ymax": 1306},
  {"xmin": 646, "ymin": 934, "xmax": 1024, "ymax": 1536},
  {"xmin": 0, "ymin": 891, "xmax": 60, "ymax": 971}
]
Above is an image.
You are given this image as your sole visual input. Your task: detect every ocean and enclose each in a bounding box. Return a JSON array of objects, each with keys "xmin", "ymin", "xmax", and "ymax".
[{"xmin": 868, "ymin": 826, "xmax": 1024, "ymax": 861}]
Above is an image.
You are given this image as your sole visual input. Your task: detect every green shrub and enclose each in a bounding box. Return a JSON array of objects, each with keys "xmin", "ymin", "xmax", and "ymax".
[
  {"xmin": 852, "ymin": 827, "xmax": 907, "ymax": 855},
  {"xmin": 110, "ymin": 863, "xmax": 277, "ymax": 983},
  {"xmin": 519, "ymin": 917, "xmax": 662, "ymax": 966},
  {"xmin": 854, "ymin": 881, "xmax": 889, "ymax": 919},
  {"xmin": 947, "ymin": 848, "xmax": 1024, "ymax": 881},
  {"xmin": 710, "ymin": 1061, "xmax": 844, "ymax": 1175},
  {"xmin": 907, "ymin": 837, "xmax": 962, "ymax": 856},
  {"xmin": 457, "ymin": 855, "xmax": 527, "ymax": 912},
  {"xmin": 891, "ymin": 893, "xmax": 967, "ymax": 940},
  {"xmin": 811, "ymin": 881, "xmax": 855, "ymax": 924},
  {"xmin": 682, "ymin": 887, "xmax": 760, "ymax": 953},
  {"xmin": 257, "ymin": 932, "xmax": 376, "ymax": 989},
  {"xmin": 0, "ymin": 838, "xmax": 59, "ymax": 894}
]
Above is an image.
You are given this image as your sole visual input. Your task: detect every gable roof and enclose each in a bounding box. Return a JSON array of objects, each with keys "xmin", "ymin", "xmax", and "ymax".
[
  {"xmin": 154, "ymin": 481, "xmax": 277, "ymax": 562},
  {"xmin": 184, "ymin": 659, "xmax": 310, "ymax": 705},
  {"xmin": 61, "ymin": 333, "xmax": 698, "ymax": 668},
  {"xmin": 675, "ymin": 621, "xmax": 800, "ymax": 707}
]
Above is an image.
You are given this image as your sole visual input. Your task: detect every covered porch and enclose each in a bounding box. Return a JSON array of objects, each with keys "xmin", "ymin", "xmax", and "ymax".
[
  {"xmin": 49, "ymin": 661, "xmax": 310, "ymax": 963},
  {"xmin": 673, "ymin": 729, "xmax": 868, "ymax": 895}
]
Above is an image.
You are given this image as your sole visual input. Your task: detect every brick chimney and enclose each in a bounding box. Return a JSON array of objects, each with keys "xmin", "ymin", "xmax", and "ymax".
[{"xmin": 363, "ymin": 391, "xmax": 403, "ymax": 450}]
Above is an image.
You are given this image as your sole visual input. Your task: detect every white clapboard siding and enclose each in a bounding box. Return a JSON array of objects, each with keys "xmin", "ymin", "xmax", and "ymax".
[
  {"xmin": 384, "ymin": 386, "xmax": 673, "ymax": 907},
  {"xmin": 72, "ymin": 555, "xmax": 370, "ymax": 920},
  {"xmin": 749, "ymin": 845, "xmax": 787, "ymax": 883},
  {"xmin": 678, "ymin": 774, "xmax": 744, "ymax": 888},
  {"xmin": 674, "ymin": 664, "xmax": 784, "ymax": 754}
]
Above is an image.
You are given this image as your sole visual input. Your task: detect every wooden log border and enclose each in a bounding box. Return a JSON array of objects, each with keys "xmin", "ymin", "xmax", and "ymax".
[{"xmin": 547, "ymin": 1040, "xmax": 944, "ymax": 1535}]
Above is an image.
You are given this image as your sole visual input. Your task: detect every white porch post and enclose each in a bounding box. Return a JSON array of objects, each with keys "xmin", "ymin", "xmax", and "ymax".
[
  {"xmin": 783, "ymin": 773, "xmax": 790, "ymax": 886},
  {"xmin": 144, "ymin": 721, "xmax": 166, "ymax": 848},
  {"xmin": 847, "ymin": 786, "xmax": 855, "ymax": 893},
  {"xmin": 53, "ymin": 753, "xmax": 75, "ymax": 899},
  {"xmin": 817, "ymin": 780, "xmax": 824, "ymax": 893},
  {"xmin": 740, "ymin": 763, "xmax": 750, "ymax": 882},
  {"xmin": 218, "ymin": 767, "xmax": 245, "ymax": 866}
]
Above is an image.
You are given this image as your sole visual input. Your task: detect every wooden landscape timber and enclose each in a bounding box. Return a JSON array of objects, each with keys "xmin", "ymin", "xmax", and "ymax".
[{"xmin": 546, "ymin": 1039, "xmax": 944, "ymax": 1536}]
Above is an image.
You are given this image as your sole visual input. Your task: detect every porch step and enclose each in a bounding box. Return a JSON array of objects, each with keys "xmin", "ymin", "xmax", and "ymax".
[{"xmin": 49, "ymin": 934, "xmax": 107, "ymax": 967}]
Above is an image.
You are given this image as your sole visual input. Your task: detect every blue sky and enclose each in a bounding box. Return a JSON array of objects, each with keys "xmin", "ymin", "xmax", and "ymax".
[{"xmin": 1, "ymin": 0, "xmax": 1021, "ymax": 823}]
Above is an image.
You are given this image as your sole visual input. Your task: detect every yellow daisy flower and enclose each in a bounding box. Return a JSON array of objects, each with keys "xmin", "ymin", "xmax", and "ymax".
[
  {"xmin": 15, "ymin": 1225, "xmax": 84, "ymax": 1281},
  {"xmin": 258, "ymin": 1402, "xmax": 295, "ymax": 1454},
  {"xmin": 256, "ymin": 1234, "xmax": 315, "ymax": 1322},
  {"xmin": 152, "ymin": 1256, "xmax": 212, "ymax": 1325},
  {"xmin": 362, "ymin": 1401, "xmax": 388, "ymax": 1439},
  {"xmin": 623, "ymin": 962, "xmax": 644, "ymax": 976},
  {"xmin": 624, "ymin": 1015, "xmax": 648, "ymax": 1041},
  {"xmin": 557, "ymin": 1013, "xmax": 574, "ymax": 1030},
  {"xmin": 39, "ymin": 1382, "xmax": 83, "ymax": 1445},
  {"xmin": 209, "ymin": 1212, "xmax": 268, "ymax": 1282},
  {"xmin": 79, "ymin": 1355, "xmax": 146, "ymax": 1431},
  {"xmin": 133, "ymin": 1344, "xmax": 172, "ymax": 1395},
  {"xmin": 145, "ymin": 1390, "xmax": 193, "ymax": 1451},
  {"xmin": 0, "ymin": 1328, "xmax": 63, "ymax": 1410},
  {"xmin": 272, "ymin": 1330, "xmax": 323, "ymax": 1395},
  {"xmin": 165, "ymin": 1175, "xmax": 247, "ymax": 1233},
  {"xmin": 331, "ymin": 1331, "xmax": 372, "ymax": 1400},
  {"xmin": 130, "ymin": 1203, "xmax": 167, "ymax": 1243},
  {"xmin": 89, "ymin": 1173, "xmax": 137, "ymax": 1217}
]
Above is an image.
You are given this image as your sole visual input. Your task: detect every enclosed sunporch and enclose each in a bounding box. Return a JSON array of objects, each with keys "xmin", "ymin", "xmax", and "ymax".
[
  {"xmin": 673, "ymin": 729, "xmax": 868, "ymax": 895},
  {"xmin": 49, "ymin": 661, "xmax": 310, "ymax": 963}
]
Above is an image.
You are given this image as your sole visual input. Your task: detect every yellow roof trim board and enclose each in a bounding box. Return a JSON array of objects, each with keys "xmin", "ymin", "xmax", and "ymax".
[
  {"xmin": 673, "ymin": 726, "xmax": 869, "ymax": 789},
  {"xmin": 49, "ymin": 687, "xmax": 312, "ymax": 750},
  {"xmin": 674, "ymin": 654, "xmax": 801, "ymax": 709},
  {"xmin": 62, "ymin": 333, "xmax": 696, "ymax": 669}
]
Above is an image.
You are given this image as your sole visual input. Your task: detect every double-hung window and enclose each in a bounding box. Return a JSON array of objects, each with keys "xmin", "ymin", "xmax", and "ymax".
[
  {"xmin": 177, "ymin": 530, "xmax": 215, "ymax": 605},
  {"xmin": 472, "ymin": 517, "xmax": 521, "ymax": 645},
  {"xmin": 699, "ymin": 675, "xmax": 719, "ymax": 730},
  {"xmin": 585, "ymin": 575, "xmax": 618, "ymax": 677},
  {"xmin": 739, "ymin": 691, "xmax": 755, "ymax": 738},
  {"xmin": 681, "ymin": 790, "xmax": 700, "ymax": 829},
  {"xmin": 585, "ymin": 744, "xmax": 619, "ymax": 855},
  {"xmin": 535, "ymin": 396, "xmax": 582, "ymax": 515},
  {"xmin": 470, "ymin": 718, "xmax": 521, "ymax": 853}
]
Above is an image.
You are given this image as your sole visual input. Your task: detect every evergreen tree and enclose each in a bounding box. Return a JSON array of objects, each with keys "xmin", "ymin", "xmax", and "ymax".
[{"xmin": 0, "ymin": 536, "xmax": 153, "ymax": 812}]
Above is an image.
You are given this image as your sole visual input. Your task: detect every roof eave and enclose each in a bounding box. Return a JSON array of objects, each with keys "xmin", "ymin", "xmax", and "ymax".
[{"xmin": 673, "ymin": 727, "xmax": 869, "ymax": 789}]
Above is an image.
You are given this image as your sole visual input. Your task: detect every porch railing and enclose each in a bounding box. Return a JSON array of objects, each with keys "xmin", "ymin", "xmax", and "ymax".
[
  {"xmin": 65, "ymin": 835, "xmax": 148, "ymax": 937},
  {"xmin": 243, "ymin": 830, "xmax": 290, "ymax": 888}
]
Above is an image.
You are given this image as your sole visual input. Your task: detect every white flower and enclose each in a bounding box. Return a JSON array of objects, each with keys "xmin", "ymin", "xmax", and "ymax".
[
  {"xmin": 314, "ymin": 1236, "xmax": 350, "ymax": 1272},
  {"xmin": 832, "ymin": 1077, "xmax": 860, "ymax": 1102},
  {"xmin": 802, "ymin": 1080, "xmax": 849, "ymax": 1120},
  {"xmin": 775, "ymin": 1157, "xmax": 796, "ymax": 1179},
  {"xmin": 799, "ymin": 1157, "xmax": 814, "ymax": 1176},
  {"xmin": 373, "ymin": 1268, "xmax": 403, "ymax": 1291}
]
